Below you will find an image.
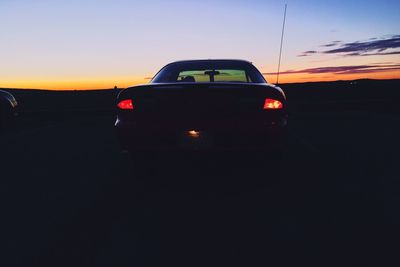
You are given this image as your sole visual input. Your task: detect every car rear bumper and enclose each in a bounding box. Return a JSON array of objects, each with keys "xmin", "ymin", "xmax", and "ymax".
[{"xmin": 115, "ymin": 115, "xmax": 288, "ymax": 152}]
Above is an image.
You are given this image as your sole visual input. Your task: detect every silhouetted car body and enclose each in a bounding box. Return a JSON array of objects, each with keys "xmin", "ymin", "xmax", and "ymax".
[
  {"xmin": 115, "ymin": 60, "xmax": 287, "ymax": 152},
  {"xmin": 0, "ymin": 90, "xmax": 18, "ymax": 130}
]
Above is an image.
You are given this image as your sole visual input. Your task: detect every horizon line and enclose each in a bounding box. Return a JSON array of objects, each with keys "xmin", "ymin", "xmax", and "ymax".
[{"xmin": 1, "ymin": 78, "xmax": 399, "ymax": 91}]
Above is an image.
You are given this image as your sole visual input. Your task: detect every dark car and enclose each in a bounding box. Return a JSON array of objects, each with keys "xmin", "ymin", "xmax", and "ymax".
[
  {"xmin": 0, "ymin": 90, "xmax": 18, "ymax": 130},
  {"xmin": 115, "ymin": 59, "xmax": 288, "ymax": 153}
]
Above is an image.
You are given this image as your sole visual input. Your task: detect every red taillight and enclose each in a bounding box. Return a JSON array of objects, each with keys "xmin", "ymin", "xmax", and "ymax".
[
  {"xmin": 264, "ymin": 98, "xmax": 283, "ymax": 109},
  {"xmin": 117, "ymin": 99, "xmax": 134, "ymax": 110}
]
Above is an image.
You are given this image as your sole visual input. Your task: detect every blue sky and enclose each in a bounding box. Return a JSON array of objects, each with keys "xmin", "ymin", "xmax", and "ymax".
[{"xmin": 1, "ymin": 0, "xmax": 399, "ymax": 89}]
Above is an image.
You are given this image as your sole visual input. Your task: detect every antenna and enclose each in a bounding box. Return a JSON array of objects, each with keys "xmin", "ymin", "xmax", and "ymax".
[{"xmin": 276, "ymin": 4, "xmax": 287, "ymax": 85}]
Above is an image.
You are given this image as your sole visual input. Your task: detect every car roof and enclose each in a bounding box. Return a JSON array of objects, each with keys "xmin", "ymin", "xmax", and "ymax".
[{"xmin": 168, "ymin": 59, "xmax": 253, "ymax": 65}]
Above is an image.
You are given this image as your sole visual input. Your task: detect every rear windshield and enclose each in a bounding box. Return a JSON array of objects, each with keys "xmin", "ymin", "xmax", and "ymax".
[{"xmin": 151, "ymin": 61, "xmax": 266, "ymax": 84}]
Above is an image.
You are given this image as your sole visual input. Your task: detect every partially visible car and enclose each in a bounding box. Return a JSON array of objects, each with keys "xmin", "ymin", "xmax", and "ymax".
[{"xmin": 0, "ymin": 90, "xmax": 18, "ymax": 130}]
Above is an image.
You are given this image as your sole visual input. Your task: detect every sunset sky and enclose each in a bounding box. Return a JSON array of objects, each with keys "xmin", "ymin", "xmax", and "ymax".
[{"xmin": 1, "ymin": 0, "xmax": 399, "ymax": 90}]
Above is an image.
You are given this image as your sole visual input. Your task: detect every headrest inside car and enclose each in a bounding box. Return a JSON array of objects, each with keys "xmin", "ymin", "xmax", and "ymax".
[{"xmin": 181, "ymin": 76, "xmax": 195, "ymax": 82}]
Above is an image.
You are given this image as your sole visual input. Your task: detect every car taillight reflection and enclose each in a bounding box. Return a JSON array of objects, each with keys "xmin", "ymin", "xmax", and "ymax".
[
  {"xmin": 264, "ymin": 98, "xmax": 283, "ymax": 109},
  {"xmin": 118, "ymin": 99, "xmax": 134, "ymax": 110}
]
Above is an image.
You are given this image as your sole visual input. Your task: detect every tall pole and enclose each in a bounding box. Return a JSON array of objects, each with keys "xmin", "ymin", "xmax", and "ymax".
[{"xmin": 276, "ymin": 4, "xmax": 287, "ymax": 85}]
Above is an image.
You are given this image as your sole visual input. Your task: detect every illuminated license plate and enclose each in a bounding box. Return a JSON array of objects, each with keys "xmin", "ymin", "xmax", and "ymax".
[{"xmin": 179, "ymin": 130, "xmax": 213, "ymax": 149}]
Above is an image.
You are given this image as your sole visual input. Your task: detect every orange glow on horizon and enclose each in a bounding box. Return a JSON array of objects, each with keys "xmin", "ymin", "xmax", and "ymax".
[
  {"xmin": 0, "ymin": 77, "xmax": 149, "ymax": 90},
  {"xmin": 1, "ymin": 71, "xmax": 399, "ymax": 90},
  {"xmin": 264, "ymin": 70, "xmax": 400, "ymax": 84}
]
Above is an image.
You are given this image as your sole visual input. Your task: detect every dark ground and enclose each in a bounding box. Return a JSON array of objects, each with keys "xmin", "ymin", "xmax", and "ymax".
[{"xmin": 1, "ymin": 80, "xmax": 400, "ymax": 266}]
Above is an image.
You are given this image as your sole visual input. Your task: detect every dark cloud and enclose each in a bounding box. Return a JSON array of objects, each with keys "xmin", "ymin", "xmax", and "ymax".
[
  {"xmin": 355, "ymin": 51, "xmax": 400, "ymax": 57},
  {"xmin": 324, "ymin": 35, "xmax": 400, "ymax": 55},
  {"xmin": 264, "ymin": 63, "xmax": 400, "ymax": 76},
  {"xmin": 297, "ymin": 50, "xmax": 318, "ymax": 57},
  {"xmin": 346, "ymin": 52, "xmax": 361, "ymax": 56},
  {"xmin": 297, "ymin": 35, "xmax": 400, "ymax": 57},
  {"xmin": 321, "ymin": 41, "xmax": 342, "ymax": 48},
  {"xmin": 339, "ymin": 67, "xmax": 400, "ymax": 74}
]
